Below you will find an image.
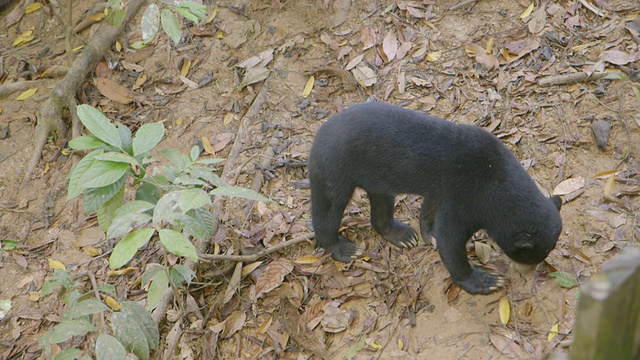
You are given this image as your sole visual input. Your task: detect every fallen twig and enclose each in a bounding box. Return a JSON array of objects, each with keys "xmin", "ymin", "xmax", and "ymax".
[
  {"xmin": 199, "ymin": 233, "xmax": 315, "ymax": 263},
  {"xmin": 538, "ymin": 72, "xmax": 608, "ymax": 86}
]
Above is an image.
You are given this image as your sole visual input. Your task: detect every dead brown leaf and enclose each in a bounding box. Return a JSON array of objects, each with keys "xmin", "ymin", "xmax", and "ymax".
[
  {"xmin": 465, "ymin": 43, "xmax": 499, "ymax": 70},
  {"xmin": 490, "ymin": 334, "xmax": 529, "ymax": 359},
  {"xmin": 221, "ymin": 310, "xmax": 246, "ymax": 338},
  {"xmin": 255, "ymin": 258, "xmax": 294, "ymax": 298},
  {"xmin": 382, "ymin": 30, "xmax": 398, "ymax": 62},
  {"xmin": 94, "ymin": 78, "xmax": 134, "ymax": 104},
  {"xmin": 321, "ymin": 301, "xmax": 354, "ymax": 333},
  {"xmin": 361, "ymin": 27, "xmax": 376, "ymax": 50},
  {"xmin": 209, "ymin": 132, "xmax": 234, "ymax": 153}
]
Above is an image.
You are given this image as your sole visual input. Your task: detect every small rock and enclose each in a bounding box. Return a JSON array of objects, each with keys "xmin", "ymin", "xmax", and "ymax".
[{"xmin": 591, "ymin": 119, "xmax": 611, "ymax": 150}]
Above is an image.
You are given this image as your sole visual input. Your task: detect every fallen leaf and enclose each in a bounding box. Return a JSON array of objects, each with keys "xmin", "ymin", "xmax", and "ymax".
[
  {"xmin": 255, "ymin": 258, "xmax": 294, "ymax": 298},
  {"xmin": 548, "ymin": 323, "xmax": 559, "ymax": 342},
  {"xmin": 94, "ymin": 78, "xmax": 134, "ymax": 104},
  {"xmin": 499, "ymin": 298, "xmax": 510, "ymax": 325},
  {"xmin": 223, "ymin": 112, "xmax": 234, "ymax": 126},
  {"xmin": 209, "ymin": 133, "xmax": 234, "ymax": 152},
  {"xmin": 321, "ymin": 302, "xmax": 353, "ymax": 333},
  {"xmin": 222, "ymin": 310, "xmax": 246, "ymax": 338},
  {"xmin": 520, "ymin": 2, "xmax": 534, "ymax": 19},
  {"xmin": 331, "ymin": 0, "xmax": 351, "ymax": 28},
  {"xmin": 12, "ymin": 29, "xmax": 35, "ymax": 47},
  {"xmin": 16, "ymin": 88, "xmax": 37, "ymax": 100},
  {"xmin": 320, "ymin": 33, "xmax": 340, "ymax": 51},
  {"xmin": 223, "ymin": 262, "xmax": 242, "ymax": 304},
  {"xmin": 201, "ymin": 136, "xmax": 216, "ymax": 155},
  {"xmin": 382, "ymin": 30, "xmax": 398, "ymax": 62},
  {"xmin": 527, "ymin": 4, "xmax": 546, "ymax": 34},
  {"xmin": 444, "ymin": 307, "xmax": 462, "ymax": 322},
  {"xmin": 25, "ymin": 3, "xmax": 43, "ymax": 14},
  {"xmin": 241, "ymin": 261, "xmax": 263, "ymax": 277},
  {"xmin": 465, "ymin": 43, "xmax": 498, "ymax": 70},
  {"xmin": 302, "ymin": 76, "xmax": 314, "ymax": 98},
  {"xmin": 105, "ymin": 296, "xmax": 120, "ymax": 311},
  {"xmin": 361, "ymin": 27, "xmax": 376, "ymax": 50},
  {"xmin": 396, "ymin": 42, "xmax": 413, "ymax": 60},
  {"xmin": 351, "ymin": 64, "xmax": 376, "ymax": 87},
  {"xmin": 294, "ymin": 255, "xmax": 320, "ymax": 264},
  {"xmin": 474, "ymin": 241, "xmax": 492, "ymax": 264},
  {"xmin": 345, "ymin": 54, "xmax": 363, "ymax": 70},
  {"xmin": 48, "ymin": 259, "xmax": 66, "ymax": 271},
  {"xmin": 553, "ymin": 177, "xmax": 585, "ymax": 195},
  {"xmin": 490, "ymin": 334, "xmax": 529, "ymax": 358},
  {"xmin": 599, "ymin": 50, "xmax": 640, "ymax": 65}
]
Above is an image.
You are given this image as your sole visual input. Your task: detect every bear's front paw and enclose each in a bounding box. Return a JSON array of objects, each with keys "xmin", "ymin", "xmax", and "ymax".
[
  {"xmin": 326, "ymin": 237, "xmax": 364, "ymax": 263},
  {"xmin": 380, "ymin": 221, "xmax": 418, "ymax": 248},
  {"xmin": 454, "ymin": 268, "xmax": 507, "ymax": 295}
]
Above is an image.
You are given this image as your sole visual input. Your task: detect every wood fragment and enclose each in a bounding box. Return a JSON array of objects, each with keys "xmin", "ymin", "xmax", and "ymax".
[{"xmin": 538, "ymin": 72, "xmax": 608, "ymax": 86}]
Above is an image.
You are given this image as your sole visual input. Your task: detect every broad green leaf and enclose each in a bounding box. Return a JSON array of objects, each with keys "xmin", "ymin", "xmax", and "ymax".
[
  {"xmin": 96, "ymin": 333, "xmax": 128, "ymax": 360},
  {"xmin": 68, "ymin": 135, "xmax": 107, "ymax": 150},
  {"xmin": 94, "ymin": 152, "xmax": 138, "ymax": 165},
  {"xmin": 120, "ymin": 301, "xmax": 159, "ymax": 350},
  {"xmin": 141, "ymin": 4, "xmax": 160, "ymax": 43},
  {"xmin": 109, "ymin": 228, "xmax": 155, "ymax": 269},
  {"xmin": 97, "ymin": 186, "xmax": 124, "ymax": 232},
  {"xmin": 158, "ymin": 229, "xmax": 198, "ymax": 262},
  {"xmin": 161, "ymin": 8, "xmax": 181, "ymax": 46},
  {"xmin": 173, "ymin": 175, "xmax": 207, "ymax": 187},
  {"xmin": 117, "ymin": 123, "xmax": 133, "ymax": 155},
  {"xmin": 189, "ymin": 167, "xmax": 224, "ymax": 187},
  {"xmin": 147, "ymin": 270, "xmax": 169, "ymax": 311},
  {"xmin": 112, "ymin": 312, "xmax": 150, "ymax": 360},
  {"xmin": 43, "ymin": 319, "xmax": 96, "ymax": 344},
  {"xmin": 62, "ymin": 299, "xmax": 109, "ymax": 320},
  {"xmin": 178, "ymin": 189, "xmax": 211, "ymax": 213},
  {"xmin": 53, "ymin": 348, "xmax": 83, "ymax": 360},
  {"xmin": 133, "ymin": 123, "xmax": 164, "ymax": 157},
  {"xmin": 105, "ymin": 6, "xmax": 127, "ymax": 27},
  {"xmin": 40, "ymin": 270, "xmax": 74, "ymax": 297},
  {"xmin": 549, "ymin": 271, "xmax": 579, "ymax": 289},
  {"xmin": 83, "ymin": 175, "xmax": 126, "ymax": 214},
  {"xmin": 183, "ymin": 207, "xmax": 214, "ymax": 240},
  {"xmin": 153, "ymin": 192, "xmax": 183, "ymax": 225},
  {"xmin": 210, "ymin": 186, "xmax": 273, "ymax": 203},
  {"xmin": 171, "ymin": 5, "xmax": 199, "ymax": 23},
  {"xmin": 80, "ymin": 160, "xmax": 130, "ymax": 188},
  {"xmin": 141, "ymin": 264, "xmax": 164, "ymax": 286},
  {"xmin": 98, "ymin": 283, "xmax": 117, "ymax": 296},
  {"xmin": 135, "ymin": 183, "xmax": 161, "ymax": 205},
  {"xmin": 160, "ymin": 148, "xmax": 187, "ymax": 169},
  {"xmin": 67, "ymin": 151, "xmax": 101, "ymax": 200},
  {"xmin": 106, "ymin": 200, "xmax": 154, "ymax": 239},
  {"xmin": 190, "ymin": 145, "xmax": 200, "ymax": 162},
  {"xmin": 77, "ymin": 105, "xmax": 121, "ymax": 148},
  {"xmin": 176, "ymin": 2, "xmax": 208, "ymax": 20},
  {"xmin": 170, "ymin": 265, "xmax": 196, "ymax": 288}
]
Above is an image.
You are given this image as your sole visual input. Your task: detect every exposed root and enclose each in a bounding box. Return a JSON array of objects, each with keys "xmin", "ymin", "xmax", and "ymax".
[{"xmin": 21, "ymin": 0, "xmax": 146, "ymax": 187}]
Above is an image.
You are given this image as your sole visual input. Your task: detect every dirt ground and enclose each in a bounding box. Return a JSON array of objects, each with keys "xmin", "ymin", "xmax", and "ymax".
[{"xmin": 0, "ymin": 0, "xmax": 639, "ymax": 359}]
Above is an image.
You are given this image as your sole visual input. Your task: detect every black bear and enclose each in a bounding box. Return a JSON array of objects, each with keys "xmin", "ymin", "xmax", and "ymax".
[{"xmin": 308, "ymin": 102, "xmax": 562, "ymax": 294}]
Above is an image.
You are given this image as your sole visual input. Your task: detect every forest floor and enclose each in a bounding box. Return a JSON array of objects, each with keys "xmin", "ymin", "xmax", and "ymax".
[{"xmin": 0, "ymin": 0, "xmax": 639, "ymax": 359}]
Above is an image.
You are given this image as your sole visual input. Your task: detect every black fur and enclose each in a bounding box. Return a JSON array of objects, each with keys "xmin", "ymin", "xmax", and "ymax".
[{"xmin": 308, "ymin": 103, "xmax": 562, "ymax": 295}]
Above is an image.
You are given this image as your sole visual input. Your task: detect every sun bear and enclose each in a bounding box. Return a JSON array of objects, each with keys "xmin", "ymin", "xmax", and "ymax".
[{"xmin": 308, "ymin": 102, "xmax": 562, "ymax": 294}]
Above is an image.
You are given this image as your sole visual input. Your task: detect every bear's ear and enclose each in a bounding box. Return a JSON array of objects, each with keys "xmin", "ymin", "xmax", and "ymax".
[{"xmin": 551, "ymin": 195, "xmax": 562, "ymax": 211}]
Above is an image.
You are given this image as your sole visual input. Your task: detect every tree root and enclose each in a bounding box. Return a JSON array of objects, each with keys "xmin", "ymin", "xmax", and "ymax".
[{"xmin": 21, "ymin": 0, "xmax": 146, "ymax": 187}]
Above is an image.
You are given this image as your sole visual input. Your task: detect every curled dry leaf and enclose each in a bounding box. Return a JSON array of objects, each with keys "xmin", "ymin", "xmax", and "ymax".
[
  {"xmin": 255, "ymin": 258, "xmax": 294, "ymax": 298},
  {"xmin": 553, "ymin": 177, "xmax": 585, "ymax": 196},
  {"xmin": 503, "ymin": 39, "xmax": 540, "ymax": 63},
  {"xmin": 321, "ymin": 301, "xmax": 354, "ymax": 333},
  {"xmin": 599, "ymin": 50, "xmax": 640, "ymax": 66},
  {"xmin": 345, "ymin": 54, "xmax": 364, "ymax": 71},
  {"xmin": 464, "ymin": 43, "xmax": 499, "ymax": 70}
]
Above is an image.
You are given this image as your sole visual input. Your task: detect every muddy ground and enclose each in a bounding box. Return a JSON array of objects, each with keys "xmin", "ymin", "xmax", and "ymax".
[{"xmin": 0, "ymin": 0, "xmax": 639, "ymax": 359}]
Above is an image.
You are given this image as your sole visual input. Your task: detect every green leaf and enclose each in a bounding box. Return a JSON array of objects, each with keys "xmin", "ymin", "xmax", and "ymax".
[
  {"xmin": 94, "ymin": 152, "xmax": 138, "ymax": 165},
  {"xmin": 112, "ymin": 312, "xmax": 150, "ymax": 360},
  {"xmin": 69, "ymin": 135, "xmax": 107, "ymax": 150},
  {"xmin": 210, "ymin": 186, "xmax": 273, "ymax": 203},
  {"xmin": 41, "ymin": 270, "xmax": 74, "ymax": 297},
  {"xmin": 178, "ymin": 189, "xmax": 211, "ymax": 213},
  {"xmin": 105, "ymin": 6, "xmax": 127, "ymax": 27},
  {"xmin": 141, "ymin": 4, "xmax": 161, "ymax": 43},
  {"xmin": 62, "ymin": 299, "xmax": 109, "ymax": 320},
  {"xmin": 68, "ymin": 151, "xmax": 101, "ymax": 200},
  {"xmin": 147, "ymin": 270, "xmax": 169, "ymax": 311},
  {"xmin": 161, "ymin": 8, "xmax": 181, "ymax": 46},
  {"xmin": 189, "ymin": 167, "xmax": 224, "ymax": 187},
  {"xmin": 549, "ymin": 271, "xmax": 579, "ymax": 289},
  {"xmin": 53, "ymin": 348, "xmax": 84, "ymax": 360},
  {"xmin": 153, "ymin": 192, "xmax": 182, "ymax": 225},
  {"xmin": 170, "ymin": 265, "xmax": 196, "ymax": 288},
  {"xmin": 633, "ymin": 86, "xmax": 640, "ymax": 104},
  {"xmin": 171, "ymin": 5, "xmax": 199, "ymax": 23},
  {"xmin": 160, "ymin": 148, "xmax": 187, "ymax": 170},
  {"xmin": 158, "ymin": 229, "xmax": 198, "ymax": 262},
  {"xmin": 135, "ymin": 183, "xmax": 162, "ymax": 205},
  {"xmin": 110, "ymin": 228, "xmax": 155, "ymax": 269},
  {"xmin": 79, "ymin": 160, "xmax": 130, "ymax": 189},
  {"xmin": 1, "ymin": 239, "xmax": 18, "ymax": 251},
  {"xmin": 120, "ymin": 301, "xmax": 159, "ymax": 351},
  {"xmin": 141, "ymin": 264, "xmax": 164, "ymax": 286},
  {"xmin": 42, "ymin": 319, "xmax": 96, "ymax": 344},
  {"xmin": 77, "ymin": 105, "xmax": 122, "ymax": 148},
  {"xmin": 83, "ymin": 175, "xmax": 126, "ymax": 214},
  {"xmin": 117, "ymin": 123, "xmax": 133, "ymax": 155},
  {"xmin": 97, "ymin": 186, "xmax": 125, "ymax": 233},
  {"xmin": 176, "ymin": 2, "xmax": 208, "ymax": 20},
  {"xmin": 98, "ymin": 283, "xmax": 117, "ymax": 297},
  {"xmin": 131, "ymin": 41, "xmax": 147, "ymax": 50},
  {"xmin": 133, "ymin": 123, "xmax": 165, "ymax": 157},
  {"xmin": 196, "ymin": 158, "xmax": 225, "ymax": 165},
  {"xmin": 96, "ymin": 333, "xmax": 128, "ymax": 360},
  {"xmin": 106, "ymin": 200, "xmax": 154, "ymax": 239},
  {"xmin": 190, "ymin": 145, "xmax": 201, "ymax": 162},
  {"xmin": 183, "ymin": 207, "xmax": 214, "ymax": 240}
]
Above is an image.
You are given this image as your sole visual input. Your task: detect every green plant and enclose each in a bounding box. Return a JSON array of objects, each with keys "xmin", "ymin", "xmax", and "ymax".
[
  {"xmin": 39, "ymin": 269, "xmax": 158, "ymax": 360},
  {"xmin": 39, "ymin": 104, "xmax": 271, "ymax": 357}
]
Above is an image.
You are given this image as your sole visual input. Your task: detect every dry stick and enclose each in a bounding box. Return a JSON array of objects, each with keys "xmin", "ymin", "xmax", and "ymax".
[
  {"xmin": 538, "ymin": 72, "xmax": 608, "ymax": 87},
  {"xmin": 199, "ymin": 233, "xmax": 315, "ymax": 263},
  {"xmin": 20, "ymin": 0, "xmax": 146, "ymax": 187},
  {"xmin": 0, "ymin": 80, "xmax": 48, "ymax": 98}
]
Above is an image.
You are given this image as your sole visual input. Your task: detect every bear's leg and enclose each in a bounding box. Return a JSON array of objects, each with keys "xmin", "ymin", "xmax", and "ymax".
[
  {"xmin": 368, "ymin": 192, "xmax": 418, "ymax": 248},
  {"xmin": 311, "ymin": 181, "xmax": 362, "ymax": 262},
  {"xmin": 434, "ymin": 220, "xmax": 506, "ymax": 294},
  {"xmin": 419, "ymin": 198, "xmax": 436, "ymax": 244}
]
